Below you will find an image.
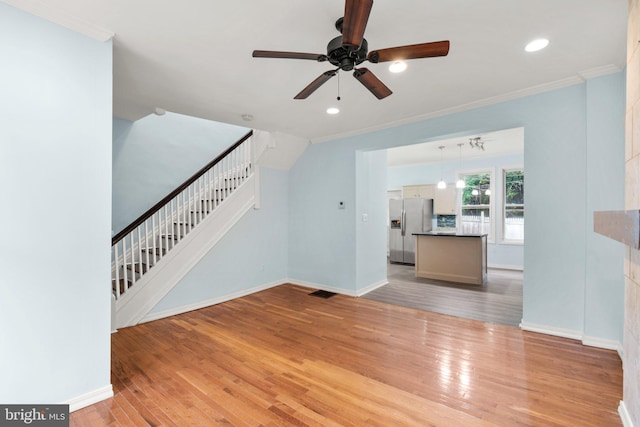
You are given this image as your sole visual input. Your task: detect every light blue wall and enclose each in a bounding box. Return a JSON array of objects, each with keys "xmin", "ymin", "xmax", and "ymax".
[
  {"xmin": 388, "ymin": 152, "xmax": 525, "ymax": 269},
  {"xmin": 288, "ymin": 143, "xmax": 357, "ymax": 290},
  {"xmin": 0, "ymin": 3, "xmax": 112, "ymax": 404},
  {"xmin": 149, "ymin": 167, "xmax": 289, "ymax": 313},
  {"xmin": 584, "ymin": 73, "xmax": 625, "ymax": 342},
  {"xmin": 112, "ymin": 113, "xmax": 249, "ymax": 234},
  {"xmin": 289, "ymin": 73, "xmax": 625, "ymax": 340},
  {"xmin": 356, "ymin": 150, "xmax": 388, "ymax": 290}
]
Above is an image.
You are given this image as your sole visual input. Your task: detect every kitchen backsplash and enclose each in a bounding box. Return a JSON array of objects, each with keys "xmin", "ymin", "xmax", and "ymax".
[{"xmin": 437, "ymin": 215, "xmax": 456, "ymax": 229}]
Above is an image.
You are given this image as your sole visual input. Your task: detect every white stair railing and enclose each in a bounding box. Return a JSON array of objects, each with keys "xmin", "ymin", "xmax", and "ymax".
[{"xmin": 111, "ymin": 131, "xmax": 253, "ymax": 300}]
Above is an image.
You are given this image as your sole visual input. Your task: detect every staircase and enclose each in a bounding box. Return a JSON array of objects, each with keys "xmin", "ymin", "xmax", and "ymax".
[{"xmin": 111, "ymin": 130, "xmax": 257, "ymax": 328}]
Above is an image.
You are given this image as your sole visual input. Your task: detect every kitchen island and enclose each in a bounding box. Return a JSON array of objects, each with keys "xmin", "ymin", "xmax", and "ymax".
[{"xmin": 413, "ymin": 232, "xmax": 488, "ymax": 285}]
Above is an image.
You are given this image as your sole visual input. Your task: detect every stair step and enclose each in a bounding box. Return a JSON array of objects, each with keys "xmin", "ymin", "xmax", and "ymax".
[
  {"xmin": 126, "ymin": 262, "xmax": 149, "ymax": 274},
  {"xmin": 112, "ymin": 278, "xmax": 132, "ymax": 294},
  {"xmin": 160, "ymin": 234, "xmax": 182, "ymax": 241},
  {"xmin": 142, "ymin": 247, "xmax": 167, "ymax": 256}
]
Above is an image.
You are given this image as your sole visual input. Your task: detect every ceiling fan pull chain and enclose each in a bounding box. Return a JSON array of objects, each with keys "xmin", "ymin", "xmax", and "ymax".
[{"xmin": 337, "ymin": 71, "xmax": 341, "ymax": 101}]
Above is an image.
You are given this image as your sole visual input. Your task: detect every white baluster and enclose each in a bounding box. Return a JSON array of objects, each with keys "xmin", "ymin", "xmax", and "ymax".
[
  {"xmin": 151, "ymin": 215, "xmax": 157, "ymax": 265},
  {"xmin": 137, "ymin": 226, "xmax": 142, "ymax": 280},
  {"xmin": 129, "ymin": 233, "xmax": 136, "ymax": 287},
  {"xmin": 164, "ymin": 205, "xmax": 171, "ymax": 251},
  {"xmin": 196, "ymin": 178, "xmax": 202, "ymax": 225},
  {"xmin": 171, "ymin": 197, "xmax": 177, "ymax": 245},
  {"xmin": 121, "ymin": 237, "xmax": 128, "ymax": 294},
  {"xmin": 156, "ymin": 211, "xmax": 162, "ymax": 262},
  {"xmin": 144, "ymin": 220, "xmax": 150, "ymax": 269},
  {"xmin": 113, "ymin": 243, "xmax": 121, "ymax": 299}
]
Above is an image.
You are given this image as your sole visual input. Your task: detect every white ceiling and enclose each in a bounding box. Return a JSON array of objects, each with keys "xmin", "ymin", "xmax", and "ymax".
[
  {"xmin": 5, "ymin": 0, "xmax": 627, "ymax": 143},
  {"xmin": 387, "ymin": 127, "xmax": 524, "ymax": 167}
]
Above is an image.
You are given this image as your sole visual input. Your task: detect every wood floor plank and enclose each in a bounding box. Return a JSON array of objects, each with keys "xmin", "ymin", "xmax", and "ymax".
[
  {"xmin": 365, "ymin": 263, "xmax": 523, "ymax": 326},
  {"xmin": 71, "ymin": 283, "xmax": 621, "ymax": 426}
]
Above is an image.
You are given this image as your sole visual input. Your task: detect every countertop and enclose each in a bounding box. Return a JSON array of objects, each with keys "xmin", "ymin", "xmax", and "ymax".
[{"xmin": 413, "ymin": 231, "xmax": 488, "ymax": 238}]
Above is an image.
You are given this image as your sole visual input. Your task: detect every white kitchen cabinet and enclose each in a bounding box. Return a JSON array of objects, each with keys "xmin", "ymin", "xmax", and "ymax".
[
  {"xmin": 403, "ymin": 184, "xmax": 435, "ymax": 199},
  {"xmin": 434, "ymin": 185, "xmax": 457, "ymax": 214}
]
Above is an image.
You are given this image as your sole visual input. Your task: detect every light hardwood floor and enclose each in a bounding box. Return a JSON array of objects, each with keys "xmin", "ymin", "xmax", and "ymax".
[
  {"xmin": 363, "ymin": 262, "xmax": 523, "ymax": 326},
  {"xmin": 71, "ymin": 284, "xmax": 622, "ymax": 426}
]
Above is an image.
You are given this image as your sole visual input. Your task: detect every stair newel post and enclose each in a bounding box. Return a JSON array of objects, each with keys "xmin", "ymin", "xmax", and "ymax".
[{"xmin": 250, "ymin": 135, "xmax": 260, "ymax": 210}]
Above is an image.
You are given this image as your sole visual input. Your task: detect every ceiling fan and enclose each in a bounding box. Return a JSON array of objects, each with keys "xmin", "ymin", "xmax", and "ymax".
[{"xmin": 252, "ymin": 0, "xmax": 450, "ymax": 100}]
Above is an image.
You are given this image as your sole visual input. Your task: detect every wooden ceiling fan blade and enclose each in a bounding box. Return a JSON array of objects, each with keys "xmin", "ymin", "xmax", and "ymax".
[
  {"xmin": 368, "ymin": 41, "xmax": 450, "ymax": 63},
  {"xmin": 253, "ymin": 50, "xmax": 327, "ymax": 61},
  {"xmin": 342, "ymin": 0, "xmax": 373, "ymax": 47},
  {"xmin": 353, "ymin": 68, "xmax": 392, "ymax": 99},
  {"xmin": 294, "ymin": 71, "xmax": 337, "ymax": 99}
]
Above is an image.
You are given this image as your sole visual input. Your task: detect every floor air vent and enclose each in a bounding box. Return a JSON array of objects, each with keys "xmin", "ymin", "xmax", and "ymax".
[{"xmin": 309, "ymin": 290, "xmax": 337, "ymax": 299}]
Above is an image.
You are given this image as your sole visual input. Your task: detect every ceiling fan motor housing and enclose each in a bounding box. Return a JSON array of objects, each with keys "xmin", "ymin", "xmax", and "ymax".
[{"xmin": 327, "ymin": 35, "xmax": 368, "ymax": 71}]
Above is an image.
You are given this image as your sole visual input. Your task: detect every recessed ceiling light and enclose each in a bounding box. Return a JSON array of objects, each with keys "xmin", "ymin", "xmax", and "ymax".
[
  {"xmin": 326, "ymin": 107, "xmax": 340, "ymax": 115},
  {"xmin": 389, "ymin": 61, "xmax": 407, "ymax": 73},
  {"xmin": 525, "ymin": 38, "xmax": 549, "ymax": 52}
]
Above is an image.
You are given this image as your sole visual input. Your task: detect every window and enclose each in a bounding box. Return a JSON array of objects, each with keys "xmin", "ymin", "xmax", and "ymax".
[
  {"xmin": 503, "ymin": 169, "xmax": 524, "ymax": 243},
  {"xmin": 459, "ymin": 171, "xmax": 492, "ymax": 240}
]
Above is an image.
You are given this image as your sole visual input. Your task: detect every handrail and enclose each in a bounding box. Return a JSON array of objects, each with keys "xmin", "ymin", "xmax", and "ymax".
[{"xmin": 112, "ymin": 130, "xmax": 253, "ymax": 245}]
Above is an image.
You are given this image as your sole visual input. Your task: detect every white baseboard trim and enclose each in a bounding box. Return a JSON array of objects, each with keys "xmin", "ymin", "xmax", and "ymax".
[
  {"xmin": 64, "ymin": 385, "xmax": 113, "ymax": 412},
  {"xmin": 582, "ymin": 335, "xmax": 623, "ymax": 354},
  {"xmin": 285, "ymin": 278, "xmax": 388, "ymax": 298},
  {"xmin": 619, "ymin": 401, "xmax": 634, "ymax": 427},
  {"xmin": 141, "ymin": 277, "xmax": 391, "ymax": 322},
  {"xmin": 141, "ymin": 276, "xmax": 387, "ymax": 323},
  {"xmin": 356, "ymin": 280, "xmax": 388, "ymax": 297},
  {"xmin": 286, "ymin": 278, "xmax": 358, "ymax": 297},
  {"xmin": 140, "ymin": 280, "xmax": 286, "ymax": 323},
  {"xmin": 488, "ymin": 263, "xmax": 523, "ymax": 271},
  {"xmin": 520, "ymin": 322, "xmax": 623, "ymax": 356},
  {"xmin": 519, "ymin": 322, "xmax": 583, "ymax": 341}
]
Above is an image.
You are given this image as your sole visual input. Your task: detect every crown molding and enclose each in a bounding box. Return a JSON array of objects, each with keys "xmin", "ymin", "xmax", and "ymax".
[
  {"xmin": 578, "ymin": 64, "xmax": 622, "ymax": 80},
  {"xmin": 4, "ymin": 0, "xmax": 114, "ymax": 42},
  {"xmin": 310, "ymin": 73, "xmax": 602, "ymax": 144}
]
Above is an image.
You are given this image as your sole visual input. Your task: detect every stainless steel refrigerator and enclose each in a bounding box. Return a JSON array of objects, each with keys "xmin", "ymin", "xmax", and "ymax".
[{"xmin": 389, "ymin": 198, "xmax": 433, "ymax": 264}]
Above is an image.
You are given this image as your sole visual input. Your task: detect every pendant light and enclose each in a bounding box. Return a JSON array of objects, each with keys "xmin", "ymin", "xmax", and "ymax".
[
  {"xmin": 437, "ymin": 146, "xmax": 446, "ymax": 189},
  {"xmin": 455, "ymin": 143, "xmax": 466, "ymax": 189}
]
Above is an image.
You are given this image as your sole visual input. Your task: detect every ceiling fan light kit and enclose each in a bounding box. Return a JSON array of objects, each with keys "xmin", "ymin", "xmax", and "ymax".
[
  {"xmin": 252, "ymin": 0, "xmax": 450, "ymax": 101},
  {"xmin": 389, "ymin": 61, "xmax": 407, "ymax": 73}
]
